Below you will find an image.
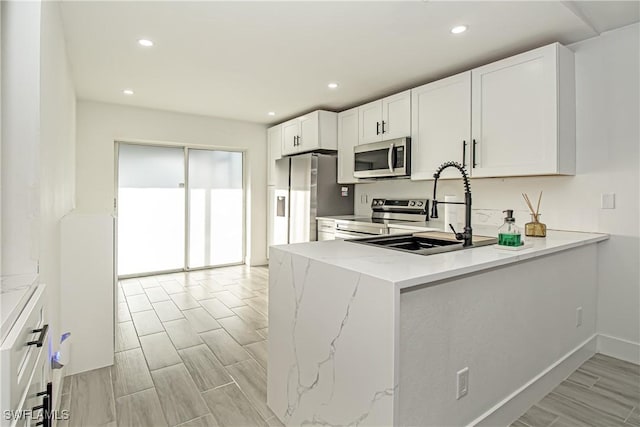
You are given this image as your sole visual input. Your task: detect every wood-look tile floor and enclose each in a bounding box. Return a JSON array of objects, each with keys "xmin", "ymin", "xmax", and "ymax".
[
  {"xmin": 513, "ymin": 353, "xmax": 640, "ymax": 427},
  {"xmin": 60, "ymin": 265, "xmax": 282, "ymax": 427},
  {"xmin": 59, "ymin": 264, "xmax": 639, "ymax": 427}
]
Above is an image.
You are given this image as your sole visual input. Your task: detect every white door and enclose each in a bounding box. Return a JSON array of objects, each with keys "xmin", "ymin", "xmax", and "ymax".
[
  {"xmin": 411, "ymin": 72, "xmax": 471, "ymax": 180},
  {"xmin": 358, "ymin": 100, "xmax": 383, "ymax": 144},
  {"xmin": 337, "ymin": 107, "xmax": 360, "ymax": 184},
  {"xmin": 299, "ymin": 111, "xmax": 319, "ymax": 153},
  {"xmin": 471, "ymin": 44, "xmax": 558, "ymax": 177},
  {"xmin": 267, "ymin": 125, "xmax": 282, "ymax": 186},
  {"xmin": 281, "ymin": 119, "xmax": 299, "ymax": 156},
  {"xmin": 382, "ymin": 90, "xmax": 411, "ymax": 141}
]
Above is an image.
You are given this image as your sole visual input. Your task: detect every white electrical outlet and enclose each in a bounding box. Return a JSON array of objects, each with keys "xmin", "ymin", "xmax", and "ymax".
[
  {"xmin": 601, "ymin": 193, "xmax": 615, "ymax": 209},
  {"xmin": 576, "ymin": 307, "xmax": 583, "ymax": 327},
  {"xmin": 360, "ymin": 194, "xmax": 369, "ymax": 204},
  {"xmin": 456, "ymin": 367, "xmax": 469, "ymax": 399}
]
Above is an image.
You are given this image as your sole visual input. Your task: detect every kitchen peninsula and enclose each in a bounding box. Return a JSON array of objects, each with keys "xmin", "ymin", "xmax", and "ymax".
[{"xmin": 267, "ymin": 230, "xmax": 608, "ymax": 426}]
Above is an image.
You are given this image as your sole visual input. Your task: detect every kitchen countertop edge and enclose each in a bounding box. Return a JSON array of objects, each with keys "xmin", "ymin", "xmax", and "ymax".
[{"xmin": 271, "ymin": 230, "xmax": 609, "ymax": 291}]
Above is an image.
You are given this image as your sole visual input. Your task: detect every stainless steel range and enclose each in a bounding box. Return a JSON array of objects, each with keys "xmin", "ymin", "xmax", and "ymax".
[{"xmin": 334, "ymin": 198, "xmax": 429, "ymax": 239}]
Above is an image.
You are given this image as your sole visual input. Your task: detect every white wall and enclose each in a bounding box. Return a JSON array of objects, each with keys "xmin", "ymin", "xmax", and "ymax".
[
  {"xmin": 1, "ymin": 0, "xmax": 76, "ymax": 364},
  {"xmin": 1, "ymin": 0, "xmax": 41, "ymax": 277},
  {"xmin": 39, "ymin": 0, "xmax": 76, "ymax": 362},
  {"xmin": 355, "ymin": 23, "xmax": 640, "ymax": 357},
  {"xmin": 74, "ymin": 101, "xmax": 268, "ymax": 266}
]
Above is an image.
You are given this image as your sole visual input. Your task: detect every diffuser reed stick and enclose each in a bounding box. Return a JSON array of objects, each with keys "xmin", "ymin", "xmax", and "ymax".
[{"xmin": 522, "ymin": 192, "xmax": 546, "ymax": 237}]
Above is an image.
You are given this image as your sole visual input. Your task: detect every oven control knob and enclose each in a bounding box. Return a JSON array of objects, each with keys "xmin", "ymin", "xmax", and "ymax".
[
  {"xmin": 409, "ymin": 201, "xmax": 416, "ymax": 206},
  {"xmin": 417, "ymin": 201, "xmax": 424, "ymax": 207}
]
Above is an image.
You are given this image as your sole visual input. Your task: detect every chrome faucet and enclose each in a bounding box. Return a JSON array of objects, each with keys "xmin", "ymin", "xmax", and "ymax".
[{"xmin": 431, "ymin": 161, "xmax": 473, "ymax": 247}]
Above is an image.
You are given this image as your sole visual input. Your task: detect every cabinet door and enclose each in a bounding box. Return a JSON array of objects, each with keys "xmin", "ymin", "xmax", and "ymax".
[
  {"xmin": 471, "ymin": 44, "xmax": 559, "ymax": 177},
  {"xmin": 411, "ymin": 72, "xmax": 471, "ymax": 180},
  {"xmin": 298, "ymin": 111, "xmax": 319, "ymax": 153},
  {"xmin": 337, "ymin": 108, "xmax": 360, "ymax": 184},
  {"xmin": 281, "ymin": 120, "xmax": 299, "ymax": 156},
  {"xmin": 267, "ymin": 125, "xmax": 282, "ymax": 186},
  {"xmin": 358, "ymin": 100, "xmax": 383, "ymax": 144},
  {"xmin": 382, "ymin": 90, "xmax": 411, "ymax": 141}
]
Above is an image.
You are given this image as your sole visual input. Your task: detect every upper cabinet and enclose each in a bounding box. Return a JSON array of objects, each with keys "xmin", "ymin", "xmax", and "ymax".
[
  {"xmin": 411, "ymin": 71, "xmax": 472, "ymax": 180},
  {"xmin": 337, "ymin": 107, "xmax": 360, "ymax": 184},
  {"xmin": 358, "ymin": 90, "xmax": 411, "ymax": 145},
  {"xmin": 267, "ymin": 125, "xmax": 282, "ymax": 186},
  {"xmin": 411, "ymin": 42, "xmax": 575, "ymax": 180},
  {"xmin": 281, "ymin": 110, "xmax": 338, "ymax": 156},
  {"xmin": 470, "ymin": 43, "xmax": 575, "ymax": 177}
]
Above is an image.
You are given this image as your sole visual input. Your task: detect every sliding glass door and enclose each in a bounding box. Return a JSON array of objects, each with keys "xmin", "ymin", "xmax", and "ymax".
[
  {"xmin": 117, "ymin": 143, "xmax": 244, "ymax": 277},
  {"xmin": 188, "ymin": 149, "xmax": 243, "ymax": 268}
]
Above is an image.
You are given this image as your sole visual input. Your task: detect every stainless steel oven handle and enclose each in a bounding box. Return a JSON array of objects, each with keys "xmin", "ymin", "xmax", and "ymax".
[{"xmin": 388, "ymin": 143, "xmax": 395, "ymax": 172}]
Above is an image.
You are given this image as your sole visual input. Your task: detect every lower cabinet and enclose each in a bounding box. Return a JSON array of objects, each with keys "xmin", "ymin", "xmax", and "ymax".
[
  {"xmin": 317, "ymin": 219, "xmax": 336, "ymax": 241},
  {"xmin": 1, "ymin": 284, "xmax": 51, "ymax": 427}
]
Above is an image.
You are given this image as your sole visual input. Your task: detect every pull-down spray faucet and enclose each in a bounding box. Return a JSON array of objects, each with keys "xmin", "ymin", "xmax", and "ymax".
[{"xmin": 431, "ymin": 161, "xmax": 473, "ymax": 247}]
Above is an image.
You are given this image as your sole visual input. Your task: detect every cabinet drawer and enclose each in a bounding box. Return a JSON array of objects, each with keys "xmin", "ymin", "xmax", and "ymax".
[
  {"xmin": 1, "ymin": 285, "xmax": 48, "ymax": 418},
  {"xmin": 317, "ymin": 221, "xmax": 336, "ymax": 232}
]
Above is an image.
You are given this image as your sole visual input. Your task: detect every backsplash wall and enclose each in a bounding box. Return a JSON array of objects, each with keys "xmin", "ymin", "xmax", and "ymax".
[{"xmin": 354, "ymin": 175, "xmax": 595, "ymax": 231}]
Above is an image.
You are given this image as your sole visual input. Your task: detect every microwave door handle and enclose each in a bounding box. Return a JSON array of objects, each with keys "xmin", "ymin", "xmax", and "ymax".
[{"xmin": 387, "ymin": 143, "xmax": 395, "ymax": 172}]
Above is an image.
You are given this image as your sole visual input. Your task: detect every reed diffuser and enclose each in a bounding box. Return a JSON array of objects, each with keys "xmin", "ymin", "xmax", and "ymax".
[{"xmin": 522, "ymin": 192, "xmax": 547, "ymax": 237}]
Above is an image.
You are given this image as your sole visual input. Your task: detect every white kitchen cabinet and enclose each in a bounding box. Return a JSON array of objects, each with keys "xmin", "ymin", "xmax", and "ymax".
[
  {"xmin": 411, "ymin": 71, "xmax": 472, "ymax": 180},
  {"xmin": 317, "ymin": 219, "xmax": 336, "ymax": 241},
  {"xmin": 1, "ymin": 284, "xmax": 50, "ymax": 427},
  {"xmin": 280, "ymin": 110, "xmax": 338, "ymax": 156},
  {"xmin": 470, "ymin": 43, "xmax": 575, "ymax": 177},
  {"xmin": 267, "ymin": 125, "xmax": 282, "ymax": 186},
  {"xmin": 358, "ymin": 90, "xmax": 411, "ymax": 144},
  {"xmin": 281, "ymin": 119, "xmax": 300, "ymax": 156},
  {"xmin": 337, "ymin": 107, "xmax": 361, "ymax": 184}
]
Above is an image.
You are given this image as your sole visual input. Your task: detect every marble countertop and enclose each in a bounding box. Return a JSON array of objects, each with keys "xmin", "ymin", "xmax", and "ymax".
[
  {"xmin": 1, "ymin": 273, "xmax": 39, "ymax": 342},
  {"xmin": 272, "ymin": 229, "xmax": 608, "ymax": 290}
]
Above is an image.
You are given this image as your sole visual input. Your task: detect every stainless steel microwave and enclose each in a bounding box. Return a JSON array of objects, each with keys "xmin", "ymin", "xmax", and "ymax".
[{"xmin": 353, "ymin": 137, "xmax": 410, "ymax": 178}]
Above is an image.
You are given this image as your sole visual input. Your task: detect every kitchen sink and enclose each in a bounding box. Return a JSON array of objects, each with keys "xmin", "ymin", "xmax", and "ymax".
[{"xmin": 349, "ymin": 233, "xmax": 497, "ymax": 256}]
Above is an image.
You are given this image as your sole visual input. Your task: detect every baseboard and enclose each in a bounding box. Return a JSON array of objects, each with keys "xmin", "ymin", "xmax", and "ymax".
[
  {"xmin": 472, "ymin": 334, "xmax": 598, "ymax": 427},
  {"xmin": 248, "ymin": 257, "xmax": 268, "ymax": 267},
  {"xmin": 597, "ymin": 334, "xmax": 640, "ymax": 364}
]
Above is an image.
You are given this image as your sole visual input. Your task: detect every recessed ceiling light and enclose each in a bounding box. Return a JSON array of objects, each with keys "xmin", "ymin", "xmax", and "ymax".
[
  {"xmin": 328, "ymin": 82, "xmax": 339, "ymax": 89},
  {"xmin": 138, "ymin": 39, "xmax": 154, "ymax": 47},
  {"xmin": 123, "ymin": 89, "xmax": 134, "ymax": 95},
  {"xmin": 450, "ymin": 25, "xmax": 467, "ymax": 34},
  {"xmin": 268, "ymin": 112, "xmax": 275, "ymax": 116}
]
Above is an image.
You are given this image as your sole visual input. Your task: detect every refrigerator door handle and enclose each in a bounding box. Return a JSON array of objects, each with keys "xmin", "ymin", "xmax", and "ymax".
[
  {"xmin": 276, "ymin": 196, "xmax": 286, "ymax": 217},
  {"xmin": 387, "ymin": 143, "xmax": 395, "ymax": 172}
]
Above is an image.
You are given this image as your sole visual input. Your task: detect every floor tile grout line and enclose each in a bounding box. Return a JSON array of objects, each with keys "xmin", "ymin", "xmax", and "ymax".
[
  {"xmin": 222, "ymin": 370, "xmax": 272, "ymax": 424},
  {"xmin": 547, "ymin": 390, "xmax": 629, "ymax": 423},
  {"xmin": 112, "ymin": 385, "xmax": 157, "ymax": 401}
]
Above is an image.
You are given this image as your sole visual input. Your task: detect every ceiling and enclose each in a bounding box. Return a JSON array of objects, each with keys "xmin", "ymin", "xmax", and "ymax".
[{"xmin": 59, "ymin": 1, "xmax": 640, "ymax": 125}]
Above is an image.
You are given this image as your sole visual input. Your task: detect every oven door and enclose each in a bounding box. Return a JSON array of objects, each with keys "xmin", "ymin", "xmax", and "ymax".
[{"xmin": 354, "ymin": 138, "xmax": 410, "ymax": 178}]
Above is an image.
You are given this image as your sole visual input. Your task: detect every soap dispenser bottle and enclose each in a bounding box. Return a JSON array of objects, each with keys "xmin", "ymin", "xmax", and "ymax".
[{"xmin": 498, "ymin": 210, "xmax": 522, "ymax": 247}]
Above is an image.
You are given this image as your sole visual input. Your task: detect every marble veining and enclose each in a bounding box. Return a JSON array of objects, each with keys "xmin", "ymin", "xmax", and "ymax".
[{"xmin": 268, "ymin": 250, "xmax": 397, "ymax": 426}]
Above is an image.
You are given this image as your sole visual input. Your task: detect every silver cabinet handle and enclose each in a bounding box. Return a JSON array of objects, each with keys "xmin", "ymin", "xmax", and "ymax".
[{"xmin": 388, "ymin": 143, "xmax": 395, "ymax": 172}]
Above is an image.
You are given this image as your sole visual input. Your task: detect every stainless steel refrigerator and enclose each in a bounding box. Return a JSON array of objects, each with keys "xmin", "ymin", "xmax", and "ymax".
[{"xmin": 268, "ymin": 153, "xmax": 353, "ymax": 251}]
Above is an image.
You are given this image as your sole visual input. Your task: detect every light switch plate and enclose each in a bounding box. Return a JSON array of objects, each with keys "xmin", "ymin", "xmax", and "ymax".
[{"xmin": 601, "ymin": 193, "xmax": 615, "ymax": 209}]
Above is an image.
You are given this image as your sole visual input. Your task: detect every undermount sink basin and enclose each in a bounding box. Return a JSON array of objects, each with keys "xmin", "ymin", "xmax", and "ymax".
[{"xmin": 349, "ymin": 233, "xmax": 497, "ymax": 256}]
